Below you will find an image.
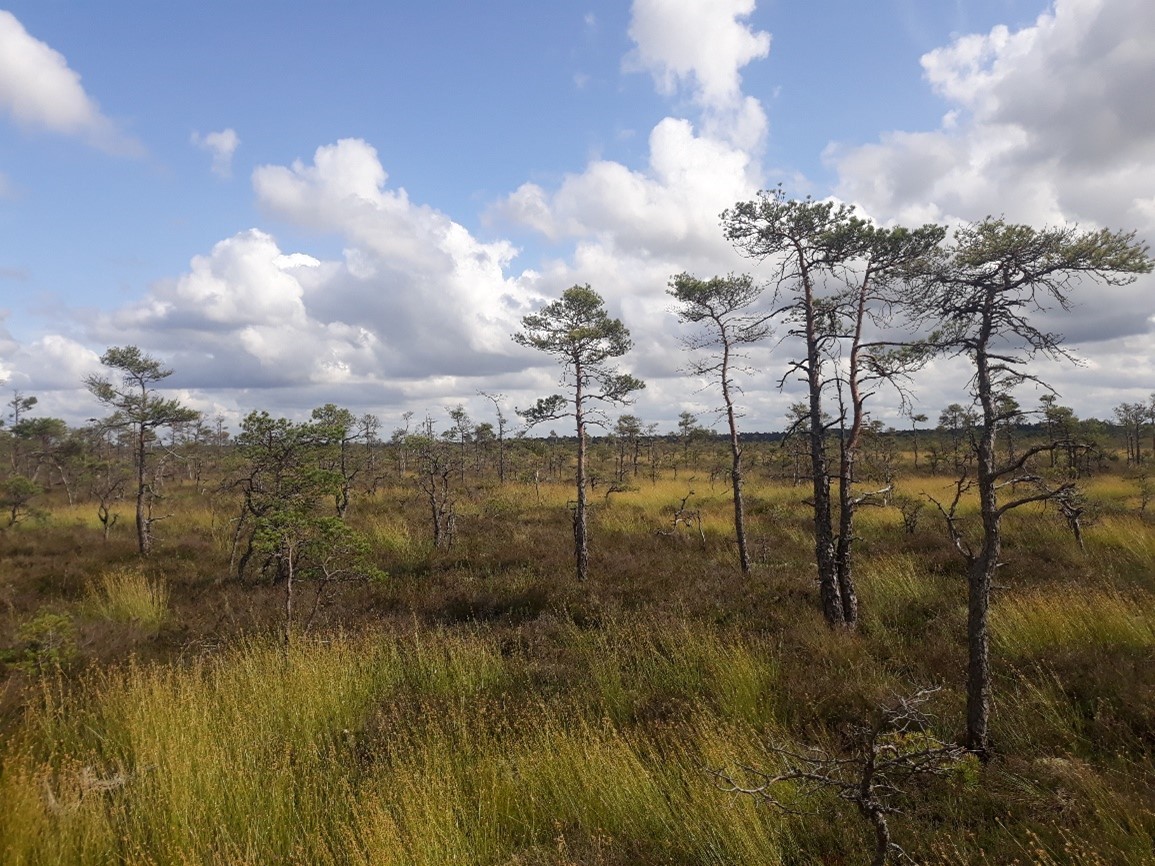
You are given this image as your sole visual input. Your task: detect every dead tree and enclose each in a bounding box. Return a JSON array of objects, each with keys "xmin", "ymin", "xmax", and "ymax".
[
  {"xmin": 411, "ymin": 424, "xmax": 457, "ymax": 550},
  {"xmin": 655, "ymin": 489, "xmax": 705, "ymax": 545},
  {"xmin": 714, "ymin": 688, "xmax": 966, "ymax": 866}
]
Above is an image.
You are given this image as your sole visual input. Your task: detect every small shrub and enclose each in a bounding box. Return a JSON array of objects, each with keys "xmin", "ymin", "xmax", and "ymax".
[{"xmin": 13, "ymin": 609, "xmax": 77, "ymax": 673}]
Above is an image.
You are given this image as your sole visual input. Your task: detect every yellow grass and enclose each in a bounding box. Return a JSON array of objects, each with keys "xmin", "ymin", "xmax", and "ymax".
[
  {"xmin": 0, "ymin": 626, "xmax": 793, "ymax": 865},
  {"xmin": 1091, "ymin": 515, "xmax": 1155, "ymax": 579},
  {"xmin": 993, "ymin": 588, "xmax": 1155, "ymax": 656},
  {"xmin": 86, "ymin": 567, "xmax": 170, "ymax": 632}
]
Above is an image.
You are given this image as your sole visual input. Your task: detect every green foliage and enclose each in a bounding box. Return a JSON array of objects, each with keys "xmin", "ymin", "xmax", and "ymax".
[
  {"xmin": 722, "ymin": 186, "xmax": 865, "ymax": 261},
  {"xmin": 11, "ymin": 416, "xmax": 70, "ymax": 444},
  {"xmin": 84, "ymin": 346, "xmax": 200, "ymax": 555},
  {"xmin": 84, "ymin": 346, "xmax": 200, "ymax": 432},
  {"xmin": 233, "ymin": 409, "xmax": 382, "ymax": 588},
  {"xmin": 918, "ymin": 218, "xmax": 1152, "ymax": 380},
  {"xmin": 1, "ymin": 474, "xmax": 40, "ymax": 526},
  {"xmin": 668, "ymin": 272, "xmax": 769, "ymax": 347},
  {"xmin": 512, "ymin": 284, "xmax": 644, "ymax": 424},
  {"xmin": 516, "ymin": 393, "xmax": 568, "ymax": 426},
  {"xmin": 514, "ymin": 284, "xmax": 632, "ymax": 362},
  {"xmin": 12, "ymin": 610, "xmax": 77, "ymax": 674}
]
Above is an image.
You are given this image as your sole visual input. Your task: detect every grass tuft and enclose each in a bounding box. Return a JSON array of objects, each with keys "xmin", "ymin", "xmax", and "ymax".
[{"xmin": 86, "ymin": 567, "xmax": 171, "ymax": 632}]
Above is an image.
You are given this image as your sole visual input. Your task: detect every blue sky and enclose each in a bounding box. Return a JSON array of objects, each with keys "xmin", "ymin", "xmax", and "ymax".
[{"xmin": 1, "ymin": 0, "xmax": 1152, "ymax": 433}]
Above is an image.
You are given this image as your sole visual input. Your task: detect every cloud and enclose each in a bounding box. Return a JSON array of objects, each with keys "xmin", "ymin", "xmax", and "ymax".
[
  {"xmin": 1, "ymin": 333, "xmax": 101, "ymax": 392},
  {"xmin": 624, "ymin": 0, "xmax": 770, "ymax": 148},
  {"xmin": 493, "ymin": 0, "xmax": 771, "ymax": 262},
  {"xmin": 67, "ymin": 139, "xmax": 542, "ymax": 413},
  {"xmin": 484, "ymin": 0, "xmax": 781, "ymax": 427},
  {"xmin": 58, "ymin": 101, "xmax": 774, "ymax": 429},
  {"xmin": 829, "ymin": 0, "xmax": 1155, "ymax": 232},
  {"xmin": 495, "ymin": 117, "xmax": 756, "ymax": 259},
  {"xmin": 0, "ymin": 332, "xmax": 135, "ymax": 422},
  {"xmin": 192, "ymin": 128, "xmax": 240, "ymax": 177},
  {"xmin": 251, "ymin": 138, "xmax": 537, "ymax": 362},
  {"xmin": 826, "ymin": 0, "xmax": 1155, "ymax": 417},
  {"xmin": 0, "ymin": 10, "xmax": 142, "ymax": 155}
]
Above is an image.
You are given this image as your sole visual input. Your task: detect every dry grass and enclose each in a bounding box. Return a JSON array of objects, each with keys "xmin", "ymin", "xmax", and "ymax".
[
  {"xmin": 2, "ymin": 447, "xmax": 1155, "ymax": 864},
  {"xmin": 86, "ymin": 566, "xmax": 171, "ymax": 632},
  {"xmin": 0, "ymin": 626, "xmax": 795, "ymax": 865}
]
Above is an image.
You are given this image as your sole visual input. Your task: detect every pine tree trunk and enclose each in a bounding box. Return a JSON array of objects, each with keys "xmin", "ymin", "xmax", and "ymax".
[
  {"xmin": 836, "ymin": 440, "xmax": 859, "ymax": 626},
  {"xmin": 966, "ymin": 551, "xmax": 994, "ymax": 759},
  {"xmin": 968, "ymin": 320, "xmax": 1000, "ymax": 760},
  {"xmin": 804, "ymin": 273, "xmax": 841, "ymax": 624},
  {"xmin": 574, "ymin": 371, "xmax": 589, "ymax": 582},
  {"xmin": 722, "ymin": 345, "xmax": 750, "ymax": 573},
  {"xmin": 135, "ymin": 423, "xmax": 151, "ymax": 556},
  {"xmin": 730, "ymin": 441, "xmax": 749, "ymax": 573}
]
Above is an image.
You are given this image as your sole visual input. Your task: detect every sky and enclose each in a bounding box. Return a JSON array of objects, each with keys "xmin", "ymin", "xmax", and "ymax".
[{"xmin": 1, "ymin": 0, "xmax": 1152, "ymax": 436}]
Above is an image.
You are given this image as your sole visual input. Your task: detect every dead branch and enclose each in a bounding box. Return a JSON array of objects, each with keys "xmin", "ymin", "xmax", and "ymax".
[{"xmin": 712, "ymin": 687, "xmax": 967, "ymax": 866}]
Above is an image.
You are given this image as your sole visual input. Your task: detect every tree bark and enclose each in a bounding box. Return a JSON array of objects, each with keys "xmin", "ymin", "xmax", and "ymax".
[
  {"xmin": 802, "ymin": 264, "xmax": 842, "ymax": 625},
  {"xmin": 833, "ymin": 279, "xmax": 873, "ymax": 628},
  {"xmin": 835, "ymin": 441, "xmax": 859, "ymax": 626},
  {"xmin": 968, "ymin": 296, "xmax": 1000, "ymax": 760},
  {"xmin": 721, "ymin": 340, "xmax": 751, "ymax": 573},
  {"xmin": 135, "ymin": 420, "xmax": 151, "ymax": 556},
  {"xmin": 967, "ymin": 548, "xmax": 995, "ymax": 760},
  {"xmin": 574, "ymin": 361, "xmax": 589, "ymax": 582}
]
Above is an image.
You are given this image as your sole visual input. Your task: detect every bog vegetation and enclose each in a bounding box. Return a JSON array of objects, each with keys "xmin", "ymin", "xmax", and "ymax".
[{"xmin": 1, "ymin": 210, "xmax": 1154, "ymax": 864}]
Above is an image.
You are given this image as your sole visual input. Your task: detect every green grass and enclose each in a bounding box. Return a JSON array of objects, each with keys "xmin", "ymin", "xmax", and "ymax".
[
  {"xmin": 0, "ymin": 626, "xmax": 795, "ymax": 866},
  {"xmin": 993, "ymin": 589, "xmax": 1155, "ymax": 657}
]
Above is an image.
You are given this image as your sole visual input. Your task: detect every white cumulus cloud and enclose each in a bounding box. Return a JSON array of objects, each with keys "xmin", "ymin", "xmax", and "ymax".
[
  {"xmin": 496, "ymin": 118, "xmax": 756, "ymax": 258},
  {"xmin": 494, "ymin": 0, "xmax": 772, "ymax": 267},
  {"xmin": 625, "ymin": 0, "xmax": 770, "ymax": 148},
  {"xmin": 830, "ymin": 0, "xmax": 1155, "ymax": 233},
  {"xmin": 827, "ymin": 0, "xmax": 1155, "ymax": 416},
  {"xmin": 252, "ymin": 138, "xmax": 536, "ymax": 361},
  {"xmin": 71, "ymin": 139, "xmax": 544, "ymax": 421},
  {"xmin": 0, "ymin": 10, "xmax": 141, "ymax": 154},
  {"xmin": 3, "ymin": 333, "xmax": 101, "ymax": 392}
]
